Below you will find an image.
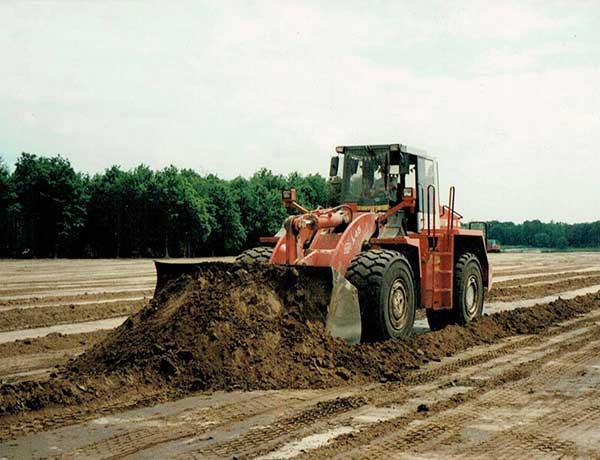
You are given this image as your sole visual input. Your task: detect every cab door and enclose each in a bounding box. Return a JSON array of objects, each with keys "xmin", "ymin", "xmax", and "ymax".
[{"xmin": 416, "ymin": 157, "xmax": 439, "ymax": 232}]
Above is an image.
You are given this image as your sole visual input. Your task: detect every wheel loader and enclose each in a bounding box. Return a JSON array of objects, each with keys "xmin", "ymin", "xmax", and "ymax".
[{"xmin": 155, "ymin": 143, "xmax": 491, "ymax": 343}]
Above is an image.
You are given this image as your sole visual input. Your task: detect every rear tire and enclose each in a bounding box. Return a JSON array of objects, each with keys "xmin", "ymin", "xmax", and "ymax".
[
  {"xmin": 235, "ymin": 247, "xmax": 273, "ymax": 264},
  {"xmin": 453, "ymin": 252, "xmax": 484, "ymax": 325},
  {"xmin": 346, "ymin": 249, "xmax": 416, "ymax": 342},
  {"xmin": 425, "ymin": 252, "xmax": 484, "ymax": 331}
]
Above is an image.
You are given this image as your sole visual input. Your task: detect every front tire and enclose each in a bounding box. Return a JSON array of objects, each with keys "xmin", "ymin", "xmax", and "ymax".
[
  {"xmin": 235, "ymin": 247, "xmax": 273, "ymax": 264},
  {"xmin": 346, "ymin": 249, "xmax": 416, "ymax": 342}
]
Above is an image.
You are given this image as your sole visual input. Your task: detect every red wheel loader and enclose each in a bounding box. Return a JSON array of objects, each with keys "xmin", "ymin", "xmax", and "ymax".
[{"xmin": 155, "ymin": 144, "xmax": 491, "ymax": 344}]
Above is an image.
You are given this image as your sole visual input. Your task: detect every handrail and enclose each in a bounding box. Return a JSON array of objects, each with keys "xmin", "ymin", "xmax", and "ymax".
[
  {"xmin": 427, "ymin": 184, "xmax": 437, "ymax": 249},
  {"xmin": 427, "ymin": 184, "xmax": 437, "ymax": 303},
  {"xmin": 447, "ymin": 186, "xmax": 456, "ymax": 239}
]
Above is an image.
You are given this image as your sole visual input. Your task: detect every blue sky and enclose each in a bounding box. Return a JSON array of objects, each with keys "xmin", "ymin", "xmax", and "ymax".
[{"xmin": 1, "ymin": 1, "xmax": 599, "ymax": 222}]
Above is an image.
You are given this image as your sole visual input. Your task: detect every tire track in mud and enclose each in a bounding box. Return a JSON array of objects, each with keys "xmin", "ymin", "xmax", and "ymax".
[
  {"xmin": 0, "ymin": 386, "xmax": 177, "ymax": 441},
  {"xmin": 1, "ymin": 308, "xmax": 599, "ymax": 458},
  {"xmin": 487, "ymin": 275, "xmax": 600, "ymax": 301},
  {"xmin": 403, "ymin": 344, "xmax": 600, "ymax": 460},
  {"xmin": 0, "ymin": 331, "xmax": 109, "ymax": 359},
  {"xmin": 131, "ymin": 313, "xmax": 600, "ymax": 460},
  {"xmin": 493, "ymin": 270, "xmax": 600, "ymax": 288},
  {"xmin": 0, "ymin": 290, "xmax": 153, "ymax": 309},
  {"xmin": 0, "ymin": 350, "xmax": 86, "ymax": 383},
  {"xmin": 42, "ymin": 389, "xmax": 358, "ymax": 460},
  {"xmin": 294, "ymin": 327, "xmax": 600, "ymax": 460},
  {"xmin": 2, "ymin": 291, "xmax": 600, "ymax": 449},
  {"xmin": 1, "ymin": 256, "xmax": 600, "ymax": 458},
  {"xmin": 493, "ymin": 263, "xmax": 597, "ymax": 278},
  {"xmin": 52, "ymin": 334, "xmax": 556, "ymax": 458}
]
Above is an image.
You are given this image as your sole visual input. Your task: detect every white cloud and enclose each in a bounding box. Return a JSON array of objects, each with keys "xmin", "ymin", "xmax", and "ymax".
[{"xmin": 0, "ymin": 0, "xmax": 599, "ymax": 222}]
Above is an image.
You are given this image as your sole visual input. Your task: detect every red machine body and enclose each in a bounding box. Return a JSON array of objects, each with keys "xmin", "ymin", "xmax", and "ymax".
[
  {"xmin": 240, "ymin": 143, "xmax": 492, "ymax": 341},
  {"xmin": 263, "ymin": 188, "xmax": 491, "ymax": 312}
]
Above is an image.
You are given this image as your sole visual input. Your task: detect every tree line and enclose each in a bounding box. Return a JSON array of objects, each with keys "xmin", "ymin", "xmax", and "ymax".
[
  {"xmin": 0, "ymin": 153, "xmax": 328, "ymax": 258},
  {"xmin": 1, "ymin": 153, "xmax": 598, "ymax": 258},
  {"xmin": 487, "ymin": 220, "xmax": 600, "ymax": 249}
]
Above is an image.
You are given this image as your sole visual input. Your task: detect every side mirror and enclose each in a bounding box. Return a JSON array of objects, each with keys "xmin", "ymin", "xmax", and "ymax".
[{"xmin": 329, "ymin": 156, "xmax": 340, "ymax": 177}]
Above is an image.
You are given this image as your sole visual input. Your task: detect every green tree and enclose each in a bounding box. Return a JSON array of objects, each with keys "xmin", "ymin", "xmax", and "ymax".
[
  {"xmin": 87, "ymin": 166, "xmax": 127, "ymax": 257},
  {"xmin": 286, "ymin": 172, "xmax": 328, "ymax": 209},
  {"xmin": 0, "ymin": 157, "xmax": 10, "ymax": 213},
  {"xmin": 556, "ymin": 236, "xmax": 568, "ymax": 249},
  {"xmin": 231, "ymin": 170, "xmax": 288, "ymax": 248},
  {"xmin": 184, "ymin": 172, "xmax": 246, "ymax": 255},
  {"xmin": 0, "ymin": 157, "xmax": 18, "ymax": 256},
  {"xmin": 532, "ymin": 232, "xmax": 550, "ymax": 248},
  {"xmin": 153, "ymin": 166, "xmax": 212, "ymax": 257},
  {"xmin": 12, "ymin": 153, "xmax": 86, "ymax": 257}
]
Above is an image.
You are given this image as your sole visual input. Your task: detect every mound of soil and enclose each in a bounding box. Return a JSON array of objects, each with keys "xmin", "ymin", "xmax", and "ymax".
[
  {"xmin": 70, "ymin": 263, "xmax": 354, "ymax": 392},
  {"xmin": 2, "ymin": 262, "xmax": 599, "ymax": 418}
]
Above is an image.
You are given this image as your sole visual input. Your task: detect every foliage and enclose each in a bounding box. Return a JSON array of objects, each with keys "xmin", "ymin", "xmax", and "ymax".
[
  {"xmin": 0, "ymin": 154, "xmax": 331, "ymax": 258},
  {"xmin": 487, "ymin": 220, "xmax": 600, "ymax": 249},
  {"xmin": 1, "ymin": 152, "xmax": 598, "ymax": 257},
  {"xmin": 10, "ymin": 153, "xmax": 87, "ymax": 257}
]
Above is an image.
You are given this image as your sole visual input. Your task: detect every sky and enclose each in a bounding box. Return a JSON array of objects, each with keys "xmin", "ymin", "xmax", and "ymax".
[{"xmin": 1, "ymin": 1, "xmax": 599, "ymax": 223}]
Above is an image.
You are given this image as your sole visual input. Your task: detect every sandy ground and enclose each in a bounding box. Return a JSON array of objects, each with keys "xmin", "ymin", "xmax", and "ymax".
[{"xmin": 0, "ymin": 252, "xmax": 600, "ymax": 459}]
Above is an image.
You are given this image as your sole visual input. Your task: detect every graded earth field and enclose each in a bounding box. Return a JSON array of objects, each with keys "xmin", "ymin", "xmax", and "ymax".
[{"xmin": 1, "ymin": 252, "xmax": 600, "ymax": 459}]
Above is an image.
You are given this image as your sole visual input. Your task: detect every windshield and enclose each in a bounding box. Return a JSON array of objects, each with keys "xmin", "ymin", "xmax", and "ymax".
[{"xmin": 341, "ymin": 152, "xmax": 389, "ymax": 206}]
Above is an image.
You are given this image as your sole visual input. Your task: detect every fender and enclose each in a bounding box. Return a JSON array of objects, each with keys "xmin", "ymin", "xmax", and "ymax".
[{"xmin": 270, "ymin": 212, "xmax": 378, "ymax": 276}]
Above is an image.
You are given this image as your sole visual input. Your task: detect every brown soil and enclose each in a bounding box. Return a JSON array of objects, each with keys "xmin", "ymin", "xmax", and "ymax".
[
  {"xmin": 493, "ymin": 270, "xmax": 600, "ymax": 288},
  {"xmin": 493, "ymin": 265, "xmax": 595, "ymax": 277},
  {"xmin": 0, "ymin": 290, "xmax": 152, "ymax": 308},
  {"xmin": 487, "ymin": 275, "xmax": 600, "ymax": 301},
  {"xmin": 1, "ymin": 262, "xmax": 599, "ymax": 420},
  {"xmin": 0, "ymin": 331, "xmax": 110, "ymax": 358},
  {"xmin": 0, "ymin": 300, "xmax": 147, "ymax": 332}
]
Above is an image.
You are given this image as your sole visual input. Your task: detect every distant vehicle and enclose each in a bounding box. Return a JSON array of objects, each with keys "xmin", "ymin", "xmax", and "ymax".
[
  {"xmin": 467, "ymin": 222, "xmax": 501, "ymax": 253},
  {"xmin": 487, "ymin": 239, "xmax": 501, "ymax": 253}
]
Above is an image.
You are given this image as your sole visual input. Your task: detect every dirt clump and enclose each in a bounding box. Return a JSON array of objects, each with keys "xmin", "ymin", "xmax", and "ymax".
[{"xmin": 1, "ymin": 262, "xmax": 599, "ymax": 418}]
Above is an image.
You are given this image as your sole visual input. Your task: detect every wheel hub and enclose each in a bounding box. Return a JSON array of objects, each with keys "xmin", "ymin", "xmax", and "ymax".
[
  {"xmin": 465, "ymin": 274, "xmax": 479, "ymax": 318},
  {"xmin": 388, "ymin": 279, "xmax": 408, "ymax": 330}
]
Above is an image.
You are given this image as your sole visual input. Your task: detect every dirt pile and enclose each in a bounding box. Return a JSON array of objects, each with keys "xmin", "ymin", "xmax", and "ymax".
[
  {"xmin": 1, "ymin": 262, "xmax": 599, "ymax": 418},
  {"xmin": 70, "ymin": 262, "xmax": 356, "ymax": 391}
]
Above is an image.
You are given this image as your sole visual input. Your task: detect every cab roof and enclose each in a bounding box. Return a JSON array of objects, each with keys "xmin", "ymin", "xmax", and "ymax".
[{"xmin": 335, "ymin": 144, "xmax": 436, "ymax": 161}]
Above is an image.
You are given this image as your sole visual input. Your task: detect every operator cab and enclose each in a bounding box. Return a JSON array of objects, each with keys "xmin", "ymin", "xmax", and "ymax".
[{"xmin": 330, "ymin": 144, "xmax": 439, "ymax": 233}]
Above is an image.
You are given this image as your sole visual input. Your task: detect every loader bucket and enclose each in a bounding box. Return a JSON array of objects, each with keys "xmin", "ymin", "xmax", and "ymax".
[
  {"xmin": 154, "ymin": 260, "xmax": 205, "ymax": 293},
  {"xmin": 327, "ymin": 269, "xmax": 361, "ymax": 345},
  {"xmin": 153, "ymin": 260, "xmax": 362, "ymax": 345}
]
